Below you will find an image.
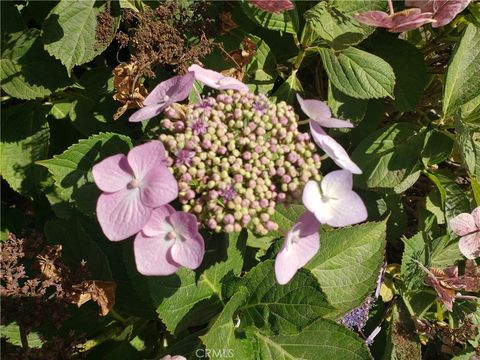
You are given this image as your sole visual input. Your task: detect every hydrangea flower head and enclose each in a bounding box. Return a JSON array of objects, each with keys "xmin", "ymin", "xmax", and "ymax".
[
  {"xmin": 134, "ymin": 205, "xmax": 205, "ymax": 275},
  {"xmin": 249, "ymin": 0, "xmax": 294, "ymax": 13},
  {"xmin": 160, "ymin": 90, "xmax": 322, "ymax": 235},
  {"xmin": 449, "ymin": 207, "xmax": 480, "ymax": 259},
  {"xmin": 92, "ymin": 141, "xmax": 178, "ymax": 241},
  {"xmin": 354, "ymin": 8, "xmax": 435, "ymax": 32},
  {"xmin": 275, "ymin": 211, "xmax": 320, "ymax": 285},
  {"xmin": 339, "ymin": 296, "xmax": 373, "ymax": 330},
  {"xmin": 303, "ymin": 170, "xmax": 367, "ymax": 227},
  {"xmin": 188, "ymin": 64, "xmax": 249, "ymax": 92},
  {"xmin": 129, "ymin": 72, "xmax": 194, "ymax": 122},
  {"xmin": 405, "ymin": 0, "xmax": 471, "ymax": 27}
]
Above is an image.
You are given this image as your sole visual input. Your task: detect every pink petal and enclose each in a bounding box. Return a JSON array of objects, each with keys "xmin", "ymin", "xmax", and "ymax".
[
  {"xmin": 459, "ymin": 233, "xmax": 480, "ymax": 259},
  {"xmin": 354, "ymin": 11, "xmax": 394, "ymax": 28},
  {"xmin": 302, "ymin": 176, "xmax": 368, "ymax": 227},
  {"xmin": 450, "ymin": 213, "xmax": 477, "ymax": 236},
  {"xmin": 390, "ymin": 9, "xmax": 435, "ymax": 32},
  {"xmin": 142, "ymin": 205, "xmax": 176, "ymax": 237},
  {"xmin": 134, "ymin": 231, "xmax": 180, "ymax": 275},
  {"xmin": 249, "ymin": 0, "xmax": 294, "ymax": 13},
  {"xmin": 129, "ymin": 104, "xmax": 165, "ymax": 123},
  {"xmin": 127, "ymin": 141, "xmax": 166, "ymax": 180},
  {"xmin": 432, "ymin": 0, "xmax": 470, "ymax": 27},
  {"xmin": 302, "ymin": 181, "xmax": 322, "ymax": 217},
  {"xmin": 168, "ymin": 212, "xmax": 205, "ymax": 269},
  {"xmin": 187, "ymin": 64, "xmax": 249, "ymax": 92},
  {"xmin": 275, "ymin": 214, "xmax": 320, "ymax": 285},
  {"xmin": 144, "ymin": 72, "xmax": 194, "ymax": 106},
  {"xmin": 319, "ymin": 190, "xmax": 368, "ymax": 227},
  {"xmin": 297, "ymin": 94, "xmax": 332, "ymax": 119},
  {"xmin": 297, "ymin": 94, "xmax": 353, "ymax": 128},
  {"xmin": 309, "ymin": 121, "xmax": 362, "ymax": 174},
  {"xmin": 96, "ymin": 188, "xmax": 152, "ymax": 241},
  {"xmin": 139, "ymin": 166, "xmax": 179, "ymax": 208},
  {"xmin": 92, "ymin": 154, "xmax": 133, "ymax": 192},
  {"xmin": 320, "ymin": 169, "xmax": 353, "ymax": 197},
  {"xmin": 405, "ymin": 0, "xmax": 433, "ymax": 10},
  {"xmin": 472, "ymin": 207, "xmax": 480, "ymax": 228}
]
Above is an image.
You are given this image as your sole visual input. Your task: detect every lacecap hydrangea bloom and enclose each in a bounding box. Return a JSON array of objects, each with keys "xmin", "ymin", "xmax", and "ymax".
[{"xmin": 158, "ymin": 90, "xmax": 322, "ymax": 235}]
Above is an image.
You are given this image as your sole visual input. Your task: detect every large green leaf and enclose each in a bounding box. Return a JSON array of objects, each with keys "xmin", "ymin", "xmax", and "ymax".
[
  {"xmin": 306, "ymin": 221, "xmax": 386, "ymax": 315},
  {"xmin": 443, "ymin": 24, "xmax": 480, "ymax": 117},
  {"xmin": 270, "ymin": 203, "xmax": 305, "ymax": 237},
  {"xmin": 425, "ymin": 172, "xmax": 471, "ymax": 223},
  {"xmin": 1, "ymin": 28, "xmax": 71, "ymax": 99},
  {"xmin": 44, "ymin": 217, "xmax": 113, "ymax": 280},
  {"xmin": 68, "ymin": 67, "xmax": 133, "ymax": 136},
  {"xmin": 251, "ymin": 318, "xmax": 373, "ymax": 360},
  {"xmin": 239, "ymin": 1, "xmax": 298, "ymax": 35},
  {"xmin": 200, "ymin": 288, "xmax": 253, "ymax": 360},
  {"xmin": 0, "ymin": 102, "xmax": 50, "ymax": 198},
  {"xmin": 37, "ymin": 132, "xmax": 132, "ymax": 216},
  {"xmin": 421, "ymin": 129, "xmax": 454, "ymax": 166},
  {"xmin": 149, "ymin": 231, "xmax": 246, "ymax": 334},
  {"xmin": 364, "ymin": 33, "xmax": 427, "ymax": 111},
  {"xmin": 351, "ymin": 123, "xmax": 424, "ymax": 190},
  {"xmin": 238, "ymin": 261, "xmax": 334, "ymax": 333},
  {"xmin": 305, "ymin": 1, "xmax": 381, "ymax": 49},
  {"xmin": 319, "ymin": 47, "xmax": 395, "ymax": 99},
  {"xmin": 42, "ymin": 1, "xmax": 119, "ymax": 74},
  {"xmin": 245, "ymin": 35, "xmax": 277, "ymax": 94},
  {"xmin": 1, "ymin": 323, "xmax": 43, "ymax": 349},
  {"xmin": 328, "ymin": 83, "xmax": 368, "ymax": 125},
  {"xmin": 272, "ymin": 70, "xmax": 303, "ymax": 104},
  {"xmin": 455, "ymin": 116, "xmax": 480, "ymax": 177}
]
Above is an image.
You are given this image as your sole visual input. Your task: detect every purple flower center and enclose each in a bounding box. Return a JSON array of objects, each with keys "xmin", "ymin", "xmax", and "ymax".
[
  {"xmin": 252, "ymin": 101, "xmax": 268, "ymax": 113},
  {"xmin": 165, "ymin": 231, "xmax": 177, "ymax": 241},
  {"xmin": 176, "ymin": 149, "xmax": 196, "ymax": 166},
  {"xmin": 127, "ymin": 179, "xmax": 139, "ymax": 189},
  {"xmin": 222, "ymin": 186, "xmax": 236, "ymax": 202},
  {"xmin": 191, "ymin": 119, "xmax": 208, "ymax": 135}
]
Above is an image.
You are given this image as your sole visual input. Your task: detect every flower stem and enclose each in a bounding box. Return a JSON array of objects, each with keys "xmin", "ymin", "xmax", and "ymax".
[{"xmin": 387, "ymin": 0, "xmax": 394, "ymax": 15}]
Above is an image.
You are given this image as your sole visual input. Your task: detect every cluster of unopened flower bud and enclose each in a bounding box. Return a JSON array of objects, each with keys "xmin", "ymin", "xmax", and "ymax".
[{"xmin": 159, "ymin": 90, "xmax": 321, "ymax": 235}]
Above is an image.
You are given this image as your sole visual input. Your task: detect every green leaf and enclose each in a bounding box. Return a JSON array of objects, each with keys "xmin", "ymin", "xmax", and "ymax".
[
  {"xmin": 252, "ymin": 318, "xmax": 373, "ymax": 360},
  {"xmin": 430, "ymin": 235, "xmax": 463, "ymax": 268},
  {"xmin": 69, "ymin": 67, "xmax": 133, "ymax": 136},
  {"xmin": 306, "ymin": 221, "xmax": 386, "ymax": 315},
  {"xmin": 238, "ymin": 261, "xmax": 334, "ymax": 333},
  {"xmin": 239, "ymin": 1, "xmax": 298, "ymax": 35},
  {"xmin": 200, "ymin": 288, "xmax": 253, "ymax": 360},
  {"xmin": 119, "ymin": 0, "xmax": 144, "ymax": 12},
  {"xmin": 38, "ymin": 132, "xmax": 132, "ymax": 216},
  {"xmin": 443, "ymin": 24, "xmax": 480, "ymax": 117},
  {"xmin": 304, "ymin": 1, "xmax": 378, "ymax": 49},
  {"xmin": 200, "ymin": 230, "xmax": 247, "ymax": 299},
  {"xmin": 150, "ymin": 232, "xmax": 246, "ymax": 334},
  {"xmin": 401, "ymin": 232, "xmax": 427, "ymax": 290},
  {"xmin": 42, "ymin": 1, "xmax": 118, "ymax": 74},
  {"xmin": 328, "ymin": 83, "xmax": 368, "ymax": 124},
  {"xmin": 271, "ymin": 70, "xmax": 303, "ymax": 104},
  {"xmin": 425, "ymin": 172, "xmax": 470, "ymax": 222},
  {"xmin": 364, "ymin": 32, "xmax": 427, "ymax": 112},
  {"xmin": 351, "ymin": 123, "xmax": 424, "ymax": 190},
  {"xmin": 44, "ymin": 217, "xmax": 113, "ymax": 280},
  {"xmin": 1, "ymin": 102, "xmax": 50, "ymax": 198},
  {"xmin": 1, "ymin": 29, "xmax": 72, "ymax": 99},
  {"xmin": 245, "ymin": 35, "xmax": 277, "ymax": 94},
  {"xmin": 319, "ymin": 46, "xmax": 395, "ymax": 99},
  {"xmin": 269, "ymin": 203, "xmax": 305, "ymax": 237},
  {"xmin": 455, "ymin": 115, "xmax": 479, "ymax": 176},
  {"xmin": 421, "ymin": 129, "xmax": 454, "ymax": 166},
  {"xmin": 1, "ymin": 322, "xmax": 43, "ymax": 349}
]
